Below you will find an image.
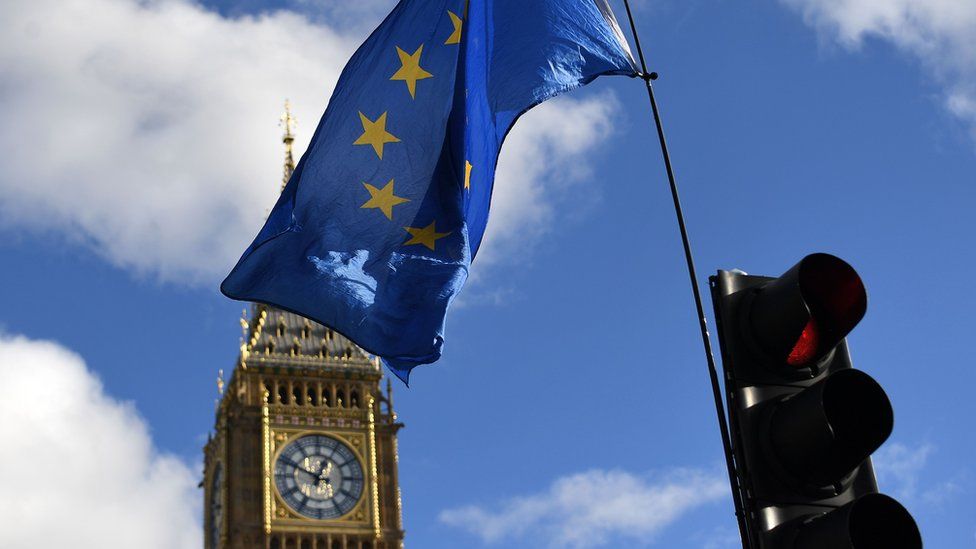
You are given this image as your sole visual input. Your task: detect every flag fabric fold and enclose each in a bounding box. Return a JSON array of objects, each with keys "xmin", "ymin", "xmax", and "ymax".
[{"xmin": 221, "ymin": 0, "xmax": 637, "ymax": 383}]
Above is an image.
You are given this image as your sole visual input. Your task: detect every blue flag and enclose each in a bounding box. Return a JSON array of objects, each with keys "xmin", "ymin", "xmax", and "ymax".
[{"xmin": 221, "ymin": 0, "xmax": 637, "ymax": 383}]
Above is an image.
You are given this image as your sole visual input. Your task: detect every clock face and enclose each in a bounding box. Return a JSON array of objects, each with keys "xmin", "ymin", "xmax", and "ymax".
[
  {"xmin": 274, "ymin": 434, "xmax": 365, "ymax": 520},
  {"xmin": 209, "ymin": 463, "xmax": 223, "ymax": 548}
]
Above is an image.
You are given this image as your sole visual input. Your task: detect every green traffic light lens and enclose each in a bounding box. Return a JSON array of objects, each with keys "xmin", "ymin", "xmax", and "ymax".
[{"xmin": 794, "ymin": 493, "xmax": 921, "ymax": 549}]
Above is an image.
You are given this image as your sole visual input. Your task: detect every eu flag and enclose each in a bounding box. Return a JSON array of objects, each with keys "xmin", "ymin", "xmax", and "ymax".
[{"xmin": 222, "ymin": 0, "xmax": 637, "ymax": 383}]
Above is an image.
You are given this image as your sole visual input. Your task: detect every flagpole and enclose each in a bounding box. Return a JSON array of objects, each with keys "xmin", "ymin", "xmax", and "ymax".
[{"xmin": 619, "ymin": 2, "xmax": 749, "ymax": 547}]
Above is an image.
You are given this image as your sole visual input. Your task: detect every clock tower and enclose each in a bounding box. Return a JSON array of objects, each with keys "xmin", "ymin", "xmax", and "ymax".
[{"xmin": 203, "ymin": 103, "xmax": 406, "ymax": 549}]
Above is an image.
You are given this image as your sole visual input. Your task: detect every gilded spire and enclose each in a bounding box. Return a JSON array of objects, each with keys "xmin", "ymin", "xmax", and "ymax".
[{"xmin": 279, "ymin": 100, "xmax": 297, "ymax": 192}]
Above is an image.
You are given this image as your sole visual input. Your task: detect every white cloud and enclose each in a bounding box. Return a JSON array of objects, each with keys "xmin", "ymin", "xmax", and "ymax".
[
  {"xmin": 439, "ymin": 467, "xmax": 726, "ymax": 548},
  {"xmin": 781, "ymin": 0, "xmax": 976, "ymax": 142},
  {"xmin": 0, "ymin": 333, "xmax": 200, "ymax": 548},
  {"xmin": 0, "ymin": 0, "xmax": 623, "ymax": 286},
  {"xmin": 873, "ymin": 441, "xmax": 933, "ymax": 502},
  {"xmin": 288, "ymin": 0, "xmax": 396, "ymax": 30},
  {"xmin": 0, "ymin": 0, "xmax": 353, "ymax": 284},
  {"xmin": 480, "ymin": 94, "xmax": 621, "ymax": 268},
  {"xmin": 873, "ymin": 441, "xmax": 963, "ymax": 507},
  {"xmin": 458, "ymin": 91, "xmax": 622, "ymax": 305}
]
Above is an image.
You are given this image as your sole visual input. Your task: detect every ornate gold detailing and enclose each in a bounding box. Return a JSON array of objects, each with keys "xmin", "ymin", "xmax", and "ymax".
[
  {"xmin": 280, "ymin": 100, "xmax": 297, "ymax": 191},
  {"xmin": 396, "ymin": 487, "xmax": 404, "ymax": 532},
  {"xmin": 368, "ymin": 396, "xmax": 381, "ymax": 538},
  {"xmin": 239, "ymin": 309, "xmax": 251, "ymax": 369},
  {"xmin": 281, "ymin": 100, "xmax": 297, "ymax": 140},
  {"xmin": 214, "ymin": 369, "xmax": 226, "ymax": 410},
  {"xmin": 393, "ymin": 435, "xmax": 403, "ymax": 530},
  {"xmin": 207, "ymin": 108, "xmax": 404, "ymax": 547},
  {"xmin": 236, "ymin": 304, "xmax": 380, "ymax": 376},
  {"xmin": 263, "ymin": 403, "xmax": 272, "ymax": 535},
  {"xmin": 240, "ymin": 339, "xmax": 250, "ymax": 368},
  {"xmin": 268, "ymin": 429, "xmax": 373, "ymax": 531}
]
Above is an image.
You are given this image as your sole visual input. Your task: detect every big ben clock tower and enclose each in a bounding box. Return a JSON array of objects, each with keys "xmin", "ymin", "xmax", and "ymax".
[{"xmin": 203, "ymin": 103, "xmax": 406, "ymax": 549}]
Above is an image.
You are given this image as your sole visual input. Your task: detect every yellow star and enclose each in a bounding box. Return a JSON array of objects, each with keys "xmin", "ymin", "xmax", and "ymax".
[
  {"xmin": 464, "ymin": 160, "xmax": 473, "ymax": 190},
  {"xmin": 403, "ymin": 221, "xmax": 451, "ymax": 251},
  {"xmin": 445, "ymin": 11, "xmax": 463, "ymax": 45},
  {"xmin": 361, "ymin": 179, "xmax": 409, "ymax": 220},
  {"xmin": 390, "ymin": 45, "xmax": 433, "ymax": 99},
  {"xmin": 354, "ymin": 111, "xmax": 400, "ymax": 159}
]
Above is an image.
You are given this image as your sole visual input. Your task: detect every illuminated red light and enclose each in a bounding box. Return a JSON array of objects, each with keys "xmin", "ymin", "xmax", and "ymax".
[
  {"xmin": 787, "ymin": 318, "xmax": 819, "ymax": 366},
  {"xmin": 747, "ymin": 254, "xmax": 867, "ymax": 367}
]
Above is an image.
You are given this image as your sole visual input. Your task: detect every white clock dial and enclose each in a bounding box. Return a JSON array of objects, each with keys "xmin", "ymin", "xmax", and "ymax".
[{"xmin": 274, "ymin": 434, "xmax": 365, "ymax": 519}]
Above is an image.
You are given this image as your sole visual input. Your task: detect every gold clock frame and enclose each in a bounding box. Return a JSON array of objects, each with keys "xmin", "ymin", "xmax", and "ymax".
[{"xmin": 262, "ymin": 397, "xmax": 382, "ymax": 538}]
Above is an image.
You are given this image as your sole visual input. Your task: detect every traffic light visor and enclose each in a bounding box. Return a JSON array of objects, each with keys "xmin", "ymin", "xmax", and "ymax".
[
  {"xmin": 750, "ymin": 254, "xmax": 867, "ymax": 367},
  {"xmin": 770, "ymin": 369, "xmax": 893, "ymax": 486},
  {"xmin": 794, "ymin": 493, "xmax": 921, "ymax": 549}
]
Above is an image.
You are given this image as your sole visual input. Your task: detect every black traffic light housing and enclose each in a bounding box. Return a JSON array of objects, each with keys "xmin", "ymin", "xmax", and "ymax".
[{"xmin": 710, "ymin": 253, "xmax": 921, "ymax": 548}]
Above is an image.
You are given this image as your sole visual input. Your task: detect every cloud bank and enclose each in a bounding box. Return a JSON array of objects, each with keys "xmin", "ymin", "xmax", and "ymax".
[
  {"xmin": 781, "ymin": 0, "xmax": 976, "ymax": 142},
  {"xmin": 0, "ymin": 334, "xmax": 200, "ymax": 548},
  {"xmin": 873, "ymin": 441, "xmax": 963, "ymax": 507},
  {"xmin": 0, "ymin": 0, "xmax": 623, "ymax": 285},
  {"xmin": 483, "ymin": 94, "xmax": 619, "ymax": 268},
  {"xmin": 439, "ymin": 467, "xmax": 726, "ymax": 548}
]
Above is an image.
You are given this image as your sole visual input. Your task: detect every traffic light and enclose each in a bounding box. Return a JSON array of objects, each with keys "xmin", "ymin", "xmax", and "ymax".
[{"xmin": 710, "ymin": 253, "xmax": 921, "ymax": 548}]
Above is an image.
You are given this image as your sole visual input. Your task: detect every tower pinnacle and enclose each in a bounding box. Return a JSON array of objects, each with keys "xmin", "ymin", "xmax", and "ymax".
[
  {"xmin": 204, "ymin": 100, "xmax": 405, "ymax": 549},
  {"xmin": 279, "ymin": 100, "xmax": 297, "ymax": 191}
]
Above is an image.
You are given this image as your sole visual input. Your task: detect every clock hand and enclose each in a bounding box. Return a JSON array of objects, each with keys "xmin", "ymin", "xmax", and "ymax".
[
  {"xmin": 315, "ymin": 478, "xmax": 335, "ymax": 497},
  {"xmin": 318, "ymin": 461, "xmax": 334, "ymax": 479},
  {"xmin": 283, "ymin": 457, "xmax": 315, "ymax": 474},
  {"xmin": 292, "ymin": 457, "xmax": 323, "ymax": 476}
]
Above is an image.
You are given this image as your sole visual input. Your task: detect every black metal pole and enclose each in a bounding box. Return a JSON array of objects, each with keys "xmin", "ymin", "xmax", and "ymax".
[{"xmin": 618, "ymin": 2, "xmax": 749, "ymax": 547}]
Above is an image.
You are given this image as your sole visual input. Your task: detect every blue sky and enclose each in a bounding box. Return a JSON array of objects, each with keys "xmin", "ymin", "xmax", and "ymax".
[{"xmin": 0, "ymin": 0, "xmax": 973, "ymax": 547}]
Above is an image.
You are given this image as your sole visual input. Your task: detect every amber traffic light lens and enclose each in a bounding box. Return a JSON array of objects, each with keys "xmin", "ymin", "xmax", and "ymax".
[{"xmin": 770, "ymin": 369, "xmax": 893, "ymax": 486}]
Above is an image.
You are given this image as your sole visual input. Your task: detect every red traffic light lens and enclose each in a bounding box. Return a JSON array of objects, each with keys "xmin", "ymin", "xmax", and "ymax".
[
  {"xmin": 793, "ymin": 254, "xmax": 866, "ymax": 366},
  {"xmin": 749, "ymin": 253, "xmax": 867, "ymax": 368},
  {"xmin": 787, "ymin": 319, "xmax": 819, "ymax": 366}
]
